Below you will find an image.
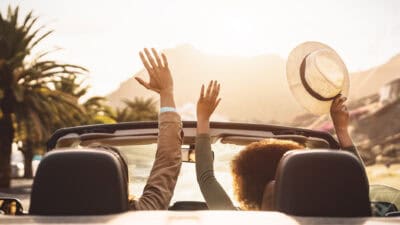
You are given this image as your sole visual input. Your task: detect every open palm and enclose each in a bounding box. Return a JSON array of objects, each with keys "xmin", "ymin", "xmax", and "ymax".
[
  {"xmin": 135, "ymin": 48, "xmax": 173, "ymax": 94},
  {"xmin": 197, "ymin": 80, "xmax": 221, "ymax": 122}
]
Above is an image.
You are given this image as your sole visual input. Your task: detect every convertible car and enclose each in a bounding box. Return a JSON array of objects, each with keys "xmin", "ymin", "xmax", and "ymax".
[{"xmin": 1, "ymin": 121, "xmax": 400, "ymax": 224}]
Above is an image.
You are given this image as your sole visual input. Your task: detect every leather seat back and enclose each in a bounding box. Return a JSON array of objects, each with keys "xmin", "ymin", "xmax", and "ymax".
[
  {"xmin": 274, "ymin": 150, "xmax": 371, "ymax": 217},
  {"xmin": 29, "ymin": 149, "xmax": 129, "ymax": 215}
]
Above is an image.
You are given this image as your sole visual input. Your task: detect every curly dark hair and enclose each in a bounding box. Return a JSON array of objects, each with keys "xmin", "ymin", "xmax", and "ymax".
[{"xmin": 231, "ymin": 138, "xmax": 304, "ymax": 210}]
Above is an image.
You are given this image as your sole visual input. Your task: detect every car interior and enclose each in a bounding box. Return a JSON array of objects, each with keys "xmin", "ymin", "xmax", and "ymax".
[
  {"xmin": 30, "ymin": 149, "xmax": 129, "ymax": 215},
  {"xmin": 2, "ymin": 121, "xmax": 400, "ymax": 219},
  {"xmin": 274, "ymin": 150, "xmax": 371, "ymax": 217}
]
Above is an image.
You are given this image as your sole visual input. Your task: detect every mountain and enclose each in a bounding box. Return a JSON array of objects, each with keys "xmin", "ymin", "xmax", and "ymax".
[
  {"xmin": 107, "ymin": 45, "xmax": 400, "ymax": 124},
  {"xmin": 107, "ymin": 45, "xmax": 304, "ymax": 123},
  {"xmin": 349, "ymin": 54, "xmax": 400, "ymax": 100}
]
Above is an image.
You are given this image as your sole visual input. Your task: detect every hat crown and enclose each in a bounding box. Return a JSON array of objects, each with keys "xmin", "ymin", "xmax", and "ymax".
[
  {"xmin": 286, "ymin": 41, "xmax": 350, "ymax": 115},
  {"xmin": 305, "ymin": 50, "xmax": 345, "ymax": 99}
]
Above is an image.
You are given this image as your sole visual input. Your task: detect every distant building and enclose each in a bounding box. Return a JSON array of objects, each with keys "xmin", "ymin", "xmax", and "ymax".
[{"xmin": 380, "ymin": 78, "xmax": 400, "ymax": 104}]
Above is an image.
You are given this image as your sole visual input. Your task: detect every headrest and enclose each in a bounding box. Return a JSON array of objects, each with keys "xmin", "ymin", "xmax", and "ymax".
[
  {"xmin": 29, "ymin": 149, "xmax": 129, "ymax": 215},
  {"xmin": 274, "ymin": 150, "xmax": 371, "ymax": 217}
]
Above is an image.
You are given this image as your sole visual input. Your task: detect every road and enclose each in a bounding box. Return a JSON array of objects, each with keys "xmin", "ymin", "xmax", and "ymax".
[{"xmin": 0, "ymin": 178, "xmax": 33, "ymax": 210}]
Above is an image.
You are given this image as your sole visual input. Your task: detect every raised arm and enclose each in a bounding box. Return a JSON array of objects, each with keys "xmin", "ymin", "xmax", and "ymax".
[
  {"xmin": 196, "ymin": 81, "xmax": 236, "ymax": 210},
  {"xmin": 330, "ymin": 95, "xmax": 364, "ymax": 166},
  {"xmin": 131, "ymin": 48, "xmax": 182, "ymax": 210}
]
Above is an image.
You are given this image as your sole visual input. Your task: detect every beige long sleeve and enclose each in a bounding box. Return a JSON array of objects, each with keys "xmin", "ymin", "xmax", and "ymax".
[{"xmin": 130, "ymin": 112, "xmax": 182, "ymax": 210}]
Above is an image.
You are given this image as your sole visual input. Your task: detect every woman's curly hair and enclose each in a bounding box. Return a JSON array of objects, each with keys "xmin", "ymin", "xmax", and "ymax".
[{"xmin": 231, "ymin": 138, "xmax": 304, "ymax": 210}]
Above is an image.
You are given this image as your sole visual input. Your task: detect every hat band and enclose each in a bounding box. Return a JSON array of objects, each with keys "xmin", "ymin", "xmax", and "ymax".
[{"xmin": 300, "ymin": 55, "xmax": 340, "ymax": 101}]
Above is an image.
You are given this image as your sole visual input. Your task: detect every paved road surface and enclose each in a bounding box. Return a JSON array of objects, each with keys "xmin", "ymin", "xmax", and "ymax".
[{"xmin": 0, "ymin": 179, "xmax": 33, "ymax": 210}]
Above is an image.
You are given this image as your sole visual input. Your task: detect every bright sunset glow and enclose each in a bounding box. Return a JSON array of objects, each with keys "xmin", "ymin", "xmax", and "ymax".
[
  {"xmin": 2, "ymin": 1, "xmax": 400, "ymax": 214},
  {"xmin": 1, "ymin": 0, "xmax": 400, "ymax": 97}
]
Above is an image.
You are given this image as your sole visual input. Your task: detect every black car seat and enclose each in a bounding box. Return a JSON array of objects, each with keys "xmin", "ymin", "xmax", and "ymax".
[
  {"xmin": 273, "ymin": 150, "xmax": 371, "ymax": 217},
  {"xmin": 29, "ymin": 149, "xmax": 129, "ymax": 215},
  {"xmin": 86, "ymin": 143, "xmax": 130, "ymax": 192}
]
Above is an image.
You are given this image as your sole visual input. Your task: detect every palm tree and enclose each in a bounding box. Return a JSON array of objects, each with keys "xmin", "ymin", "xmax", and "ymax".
[
  {"xmin": 53, "ymin": 73, "xmax": 116, "ymax": 125},
  {"xmin": 114, "ymin": 97, "xmax": 158, "ymax": 122},
  {"xmin": 54, "ymin": 74, "xmax": 88, "ymax": 99},
  {"xmin": 0, "ymin": 6, "xmax": 87, "ymax": 185},
  {"xmin": 82, "ymin": 96, "xmax": 116, "ymax": 124}
]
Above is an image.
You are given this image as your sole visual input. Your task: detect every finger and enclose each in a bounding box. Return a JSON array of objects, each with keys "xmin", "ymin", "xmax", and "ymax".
[
  {"xmin": 211, "ymin": 82, "xmax": 219, "ymax": 100},
  {"xmin": 144, "ymin": 48, "xmax": 157, "ymax": 69},
  {"xmin": 135, "ymin": 77, "xmax": 150, "ymax": 89},
  {"xmin": 336, "ymin": 97, "xmax": 347, "ymax": 109},
  {"xmin": 331, "ymin": 99, "xmax": 338, "ymax": 109},
  {"xmin": 332, "ymin": 94, "xmax": 341, "ymax": 107},
  {"xmin": 199, "ymin": 84, "xmax": 205, "ymax": 99},
  {"xmin": 214, "ymin": 82, "xmax": 220, "ymax": 96},
  {"xmin": 140, "ymin": 51, "xmax": 158, "ymax": 80},
  {"xmin": 161, "ymin": 53, "xmax": 169, "ymax": 68},
  {"xmin": 206, "ymin": 80, "xmax": 213, "ymax": 97},
  {"xmin": 211, "ymin": 80, "xmax": 217, "ymax": 94},
  {"xmin": 151, "ymin": 48, "xmax": 162, "ymax": 68},
  {"xmin": 331, "ymin": 96, "xmax": 344, "ymax": 111},
  {"xmin": 139, "ymin": 52, "xmax": 152, "ymax": 72},
  {"xmin": 214, "ymin": 84, "xmax": 221, "ymax": 100}
]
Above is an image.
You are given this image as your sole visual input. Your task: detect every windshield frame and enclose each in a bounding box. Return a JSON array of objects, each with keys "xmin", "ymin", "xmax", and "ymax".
[{"xmin": 47, "ymin": 121, "xmax": 340, "ymax": 151}]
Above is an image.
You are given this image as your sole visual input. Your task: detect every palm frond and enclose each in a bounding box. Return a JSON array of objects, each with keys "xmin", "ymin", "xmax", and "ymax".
[
  {"xmin": 29, "ymin": 30, "xmax": 53, "ymax": 50},
  {"xmin": 21, "ymin": 11, "xmax": 33, "ymax": 27},
  {"xmin": 2, "ymin": 5, "xmax": 94, "ymax": 144},
  {"xmin": 7, "ymin": 5, "xmax": 18, "ymax": 28}
]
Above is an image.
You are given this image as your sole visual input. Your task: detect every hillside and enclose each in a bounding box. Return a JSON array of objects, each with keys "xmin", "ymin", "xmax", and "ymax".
[
  {"xmin": 108, "ymin": 45, "xmax": 304, "ymax": 124},
  {"xmin": 349, "ymin": 54, "xmax": 400, "ymax": 100},
  {"xmin": 108, "ymin": 45, "xmax": 400, "ymax": 124}
]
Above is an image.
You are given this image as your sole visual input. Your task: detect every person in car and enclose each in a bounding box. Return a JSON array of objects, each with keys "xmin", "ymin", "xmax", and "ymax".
[
  {"xmin": 195, "ymin": 80, "xmax": 364, "ymax": 210},
  {"xmin": 125, "ymin": 48, "xmax": 182, "ymax": 210}
]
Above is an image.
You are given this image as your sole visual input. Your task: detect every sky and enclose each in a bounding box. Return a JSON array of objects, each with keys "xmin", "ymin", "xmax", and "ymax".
[{"xmin": 1, "ymin": 0, "xmax": 400, "ymax": 97}]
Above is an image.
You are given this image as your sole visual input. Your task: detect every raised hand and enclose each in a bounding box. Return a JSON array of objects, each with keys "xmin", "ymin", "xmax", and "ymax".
[
  {"xmin": 196, "ymin": 81, "xmax": 221, "ymax": 134},
  {"xmin": 330, "ymin": 95, "xmax": 349, "ymax": 132},
  {"xmin": 135, "ymin": 48, "xmax": 173, "ymax": 95},
  {"xmin": 330, "ymin": 95, "xmax": 354, "ymax": 148}
]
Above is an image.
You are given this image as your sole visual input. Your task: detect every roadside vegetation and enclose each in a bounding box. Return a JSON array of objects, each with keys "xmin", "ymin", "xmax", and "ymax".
[{"xmin": 0, "ymin": 6, "xmax": 157, "ymax": 187}]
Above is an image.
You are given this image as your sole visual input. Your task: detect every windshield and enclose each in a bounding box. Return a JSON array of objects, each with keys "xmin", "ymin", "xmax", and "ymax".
[
  {"xmin": 119, "ymin": 143, "xmax": 400, "ymax": 208},
  {"xmin": 118, "ymin": 142, "xmax": 242, "ymax": 205}
]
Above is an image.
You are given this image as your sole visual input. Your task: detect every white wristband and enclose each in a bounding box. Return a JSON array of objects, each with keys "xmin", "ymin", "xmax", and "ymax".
[{"xmin": 160, "ymin": 107, "xmax": 176, "ymax": 113}]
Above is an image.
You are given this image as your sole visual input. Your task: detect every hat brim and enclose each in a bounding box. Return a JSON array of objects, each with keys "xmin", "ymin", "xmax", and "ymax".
[{"xmin": 286, "ymin": 42, "xmax": 350, "ymax": 115}]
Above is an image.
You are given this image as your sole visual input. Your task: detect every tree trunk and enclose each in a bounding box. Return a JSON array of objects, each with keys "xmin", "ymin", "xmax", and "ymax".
[
  {"xmin": 0, "ymin": 109, "xmax": 14, "ymax": 188},
  {"xmin": 0, "ymin": 64, "xmax": 15, "ymax": 188},
  {"xmin": 23, "ymin": 141, "xmax": 33, "ymax": 178}
]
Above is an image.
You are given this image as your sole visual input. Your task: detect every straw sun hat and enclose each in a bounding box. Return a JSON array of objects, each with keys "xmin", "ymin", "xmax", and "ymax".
[{"xmin": 286, "ymin": 42, "xmax": 349, "ymax": 115}]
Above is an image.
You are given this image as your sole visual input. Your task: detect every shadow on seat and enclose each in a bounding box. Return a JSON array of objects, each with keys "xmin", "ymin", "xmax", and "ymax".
[
  {"xmin": 274, "ymin": 150, "xmax": 371, "ymax": 217},
  {"xmin": 29, "ymin": 149, "xmax": 129, "ymax": 215}
]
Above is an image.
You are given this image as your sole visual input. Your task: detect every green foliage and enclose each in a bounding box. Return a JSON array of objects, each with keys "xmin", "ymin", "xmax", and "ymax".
[
  {"xmin": 0, "ymin": 6, "xmax": 87, "ymax": 179},
  {"xmin": 114, "ymin": 97, "xmax": 158, "ymax": 122},
  {"xmin": 82, "ymin": 96, "xmax": 116, "ymax": 124},
  {"xmin": 0, "ymin": 6, "xmax": 159, "ymax": 181}
]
